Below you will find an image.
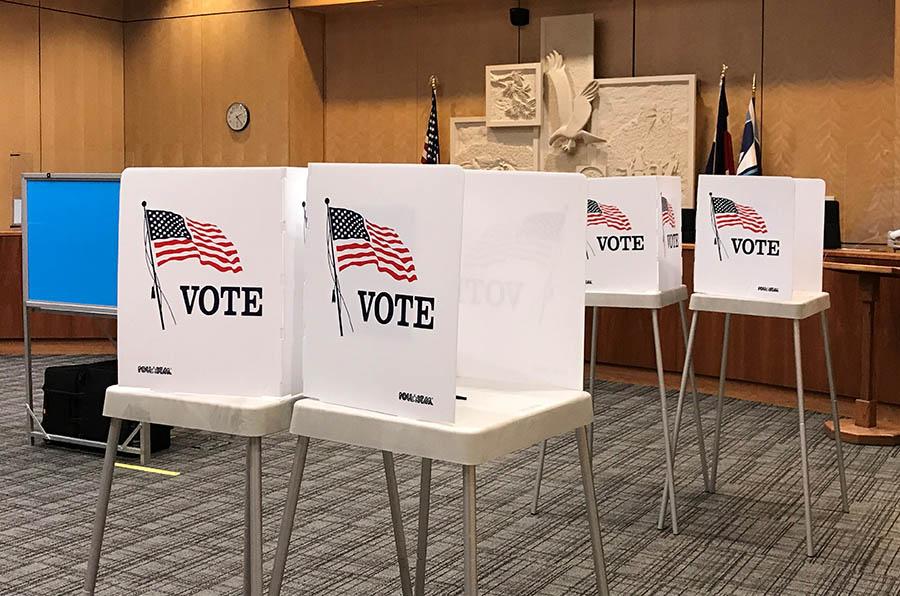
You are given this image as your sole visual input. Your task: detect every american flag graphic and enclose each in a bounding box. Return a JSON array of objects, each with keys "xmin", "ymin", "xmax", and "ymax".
[
  {"xmin": 146, "ymin": 210, "xmax": 243, "ymax": 273},
  {"xmin": 586, "ymin": 199, "xmax": 631, "ymax": 231},
  {"xmin": 329, "ymin": 207, "xmax": 417, "ymax": 282},
  {"xmin": 661, "ymin": 196, "xmax": 677, "ymax": 229},
  {"xmin": 711, "ymin": 196, "xmax": 767, "ymax": 233},
  {"xmin": 421, "ymin": 86, "xmax": 440, "ymax": 164}
]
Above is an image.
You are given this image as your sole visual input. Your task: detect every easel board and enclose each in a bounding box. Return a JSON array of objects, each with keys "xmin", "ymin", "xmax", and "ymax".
[{"xmin": 22, "ymin": 173, "xmax": 120, "ymax": 313}]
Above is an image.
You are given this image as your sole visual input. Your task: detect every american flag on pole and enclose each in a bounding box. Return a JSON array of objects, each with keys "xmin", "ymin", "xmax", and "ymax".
[
  {"xmin": 146, "ymin": 210, "xmax": 243, "ymax": 273},
  {"xmin": 421, "ymin": 85, "xmax": 440, "ymax": 164},
  {"xmin": 329, "ymin": 207, "xmax": 418, "ymax": 282},
  {"xmin": 711, "ymin": 196, "xmax": 767, "ymax": 233},
  {"xmin": 587, "ymin": 199, "xmax": 631, "ymax": 231},
  {"xmin": 661, "ymin": 196, "xmax": 677, "ymax": 229}
]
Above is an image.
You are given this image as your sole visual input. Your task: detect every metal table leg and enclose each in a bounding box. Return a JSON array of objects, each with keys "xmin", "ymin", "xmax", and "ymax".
[
  {"xmin": 659, "ymin": 309, "xmax": 699, "ymax": 527},
  {"xmin": 463, "ymin": 465, "xmax": 477, "ymax": 596},
  {"xmin": 244, "ymin": 440, "xmax": 251, "ymax": 595},
  {"xmin": 415, "ymin": 458, "xmax": 432, "ymax": 596},
  {"xmin": 710, "ymin": 313, "xmax": 732, "ymax": 492},
  {"xmin": 588, "ymin": 306, "xmax": 599, "ymax": 456},
  {"xmin": 679, "ymin": 301, "xmax": 710, "ymax": 493},
  {"xmin": 139, "ymin": 422, "xmax": 151, "ymax": 465},
  {"xmin": 529, "ymin": 440, "xmax": 547, "ymax": 516},
  {"xmin": 792, "ymin": 320, "xmax": 815, "ymax": 557},
  {"xmin": 651, "ymin": 309, "xmax": 678, "ymax": 534},
  {"xmin": 84, "ymin": 418, "xmax": 122, "ymax": 595},
  {"xmin": 383, "ymin": 452, "xmax": 413, "ymax": 596},
  {"xmin": 821, "ymin": 311, "xmax": 849, "ymax": 513},
  {"xmin": 247, "ymin": 437, "xmax": 264, "ymax": 596},
  {"xmin": 269, "ymin": 437, "xmax": 310, "ymax": 596},
  {"xmin": 575, "ymin": 425, "xmax": 610, "ymax": 596}
]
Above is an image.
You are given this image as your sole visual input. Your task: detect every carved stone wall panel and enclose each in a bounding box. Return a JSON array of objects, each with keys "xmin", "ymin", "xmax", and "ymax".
[
  {"xmin": 485, "ymin": 63, "xmax": 541, "ymax": 127},
  {"xmin": 587, "ymin": 75, "xmax": 697, "ymax": 207},
  {"xmin": 450, "ymin": 117, "xmax": 539, "ymax": 171}
]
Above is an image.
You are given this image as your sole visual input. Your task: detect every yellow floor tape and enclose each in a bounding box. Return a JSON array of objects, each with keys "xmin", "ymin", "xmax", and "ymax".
[{"xmin": 114, "ymin": 462, "xmax": 181, "ymax": 477}]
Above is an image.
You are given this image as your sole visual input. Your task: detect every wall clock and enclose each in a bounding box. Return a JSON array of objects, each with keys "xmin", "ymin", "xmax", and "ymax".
[{"xmin": 226, "ymin": 102, "xmax": 250, "ymax": 132}]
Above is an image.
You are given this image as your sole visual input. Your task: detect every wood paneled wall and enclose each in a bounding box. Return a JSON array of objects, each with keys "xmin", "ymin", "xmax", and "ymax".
[
  {"xmin": 123, "ymin": 7, "xmax": 324, "ymax": 168},
  {"xmin": 123, "ymin": 15, "xmax": 203, "ymax": 166},
  {"xmin": 0, "ymin": 0, "xmax": 125, "ymax": 229},
  {"xmin": 322, "ymin": 0, "xmax": 898, "ymax": 244},
  {"xmin": 0, "ymin": 2, "xmax": 40, "ymax": 230},
  {"xmin": 0, "ymin": 1, "xmax": 124, "ymax": 337},
  {"xmin": 764, "ymin": 0, "xmax": 894, "ymax": 244},
  {"xmin": 40, "ymin": 9, "xmax": 124, "ymax": 172}
]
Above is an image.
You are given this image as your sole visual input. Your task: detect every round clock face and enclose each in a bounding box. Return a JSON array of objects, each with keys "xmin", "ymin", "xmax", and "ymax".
[{"xmin": 226, "ymin": 102, "xmax": 250, "ymax": 132}]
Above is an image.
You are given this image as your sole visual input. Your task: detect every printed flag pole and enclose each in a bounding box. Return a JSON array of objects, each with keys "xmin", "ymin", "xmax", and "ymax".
[
  {"xmin": 324, "ymin": 199, "xmax": 355, "ymax": 337},
  {"xmin": 324, "ymin": 198, "xmax": 345, "ymax": 337},
  {"xmin": 141, "ymin": 201, "xmax": 166, "ymax": 331},
  {"xmin": 709, "ymin": 193, "xmax": 725, "ymax": 261}
]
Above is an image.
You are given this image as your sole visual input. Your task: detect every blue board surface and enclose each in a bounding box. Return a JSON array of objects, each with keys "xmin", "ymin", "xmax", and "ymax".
[{"xmin": 26, "ymin": 178, "xmax": 120, "ymax": 308}]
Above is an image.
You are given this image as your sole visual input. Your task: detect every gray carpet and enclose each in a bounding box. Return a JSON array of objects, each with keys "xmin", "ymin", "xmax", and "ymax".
[{"xmin": 1, "ymin": 355, "xmax": 898, "ymax": 595}]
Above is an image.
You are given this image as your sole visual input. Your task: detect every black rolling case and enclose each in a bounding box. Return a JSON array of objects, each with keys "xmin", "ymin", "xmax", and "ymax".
[{"xmin": 42, "ymin": 359, "xmax": 170, "ymax": 452}]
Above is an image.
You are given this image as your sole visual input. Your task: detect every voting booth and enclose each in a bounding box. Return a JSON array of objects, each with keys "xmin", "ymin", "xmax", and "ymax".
[
  {"xmin": 694, "ymin": 175, "xmax": 825, "ymax": 300},
  {"xmin": 677, "ymin": 174, "xmax": 846, "ymax": 558},
  {"xmin": 117, "ymin": 167, "xmax": 306, "ymax": 397},
  {"xmin": 585, "ymin": 176, "xmax": 683, "ymax": 293},
  {"xmin": 302, "ymin": 165, "xmax": 588, "ymax": 424},
  {"xmin": 276, "ymin": 166, "xmax": 607, "ymax": 596}
]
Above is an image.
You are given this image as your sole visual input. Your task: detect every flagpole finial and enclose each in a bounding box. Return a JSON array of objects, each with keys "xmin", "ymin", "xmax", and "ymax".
[
  {"xmin": 751, "ymin": 73, "xmax": 757, "ymax": 97},
  {"xmin": 720, "ymin": 64, "xmax": 729, "ymax": 82},
  {"xmin": 429, "ymin": 75, "xmax": 439, "ymax": 91}
]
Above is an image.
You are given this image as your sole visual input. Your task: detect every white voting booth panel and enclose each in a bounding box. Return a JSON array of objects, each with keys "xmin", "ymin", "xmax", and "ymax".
[
  {"xmin": 694, "ymin": 175, "xmax": 825, "ymax": 300},
  {"xmin": 457, "ymin": 170, "xmax": 587, "ymax": 392},
  {"xmin": 117, "ymin": 167, "xmax": 305, "ymax": 397},
  {"xmin": 585, "ymin": 176, "xmax": 683, "ymax": 293},
  {"xmin": 303, "ymin": 164, "xmax": 465, "ymax": 424}
]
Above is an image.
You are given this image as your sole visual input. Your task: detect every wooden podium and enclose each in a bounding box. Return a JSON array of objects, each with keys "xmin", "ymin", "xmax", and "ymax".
[{"xmin": 823, "ymin": 258, "xmax": 900, "ymax": 445}]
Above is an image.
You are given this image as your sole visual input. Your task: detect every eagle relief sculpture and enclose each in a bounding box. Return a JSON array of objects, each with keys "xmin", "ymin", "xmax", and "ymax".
[{"xmin": 544, "ymin": 50, "xmax": 604, "ymax": 153}]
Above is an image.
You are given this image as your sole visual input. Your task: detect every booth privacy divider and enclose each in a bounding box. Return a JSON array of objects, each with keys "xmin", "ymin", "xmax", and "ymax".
[
  {"xmin": 117, "ymin": 167, "xmax": 306, "ymax": 398},
  {"xmin": 303, "ymin": 163, "xmax": 465, "ymax": 423},
  {"xmin": 458, "ymin": 169, "xmax": 587, "ymax": 392}
]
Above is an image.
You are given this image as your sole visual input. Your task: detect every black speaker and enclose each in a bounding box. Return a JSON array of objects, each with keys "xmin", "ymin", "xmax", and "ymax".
[
  {"xmin": 824, "ymin": 200, "xmax": 842, "ymax": 249},
  {"xmin": 509, "ymin": 7, "xmax": 529, "ymax": 27},
  {"xmin": 681, "ymin": 208, "xmax": 696, "ymax": 244}
]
